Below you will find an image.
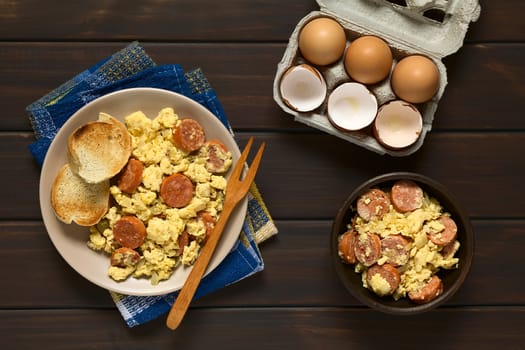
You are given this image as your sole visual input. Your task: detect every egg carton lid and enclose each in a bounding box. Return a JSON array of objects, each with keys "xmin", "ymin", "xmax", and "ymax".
[{"xmin": 318, "ymin": 0, "xmax": 480, "ymax": 58}]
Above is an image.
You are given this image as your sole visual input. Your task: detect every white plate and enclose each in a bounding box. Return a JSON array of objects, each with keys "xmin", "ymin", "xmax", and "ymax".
[{"xmin": 39, "ymin": 87, "xmax": 247, "ymax": 296}]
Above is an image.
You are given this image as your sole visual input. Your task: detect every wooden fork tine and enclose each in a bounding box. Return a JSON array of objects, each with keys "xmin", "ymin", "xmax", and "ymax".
[
  {"xmin": 230, "ymin": 137, "xmax": 254, "ymax": 180},
  {"xmin": 241, "ymin": 141, "xmax": 265, "ymax": 185}
]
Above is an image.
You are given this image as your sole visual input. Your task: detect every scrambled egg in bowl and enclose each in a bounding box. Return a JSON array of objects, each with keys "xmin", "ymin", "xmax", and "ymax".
[
  {"xmin": 87, "ymin": 107, "xmax": 232, "ymax": 285},
  {"xmin": 337, "ymin": 179, "xmax": 460, "ymax": 304}
]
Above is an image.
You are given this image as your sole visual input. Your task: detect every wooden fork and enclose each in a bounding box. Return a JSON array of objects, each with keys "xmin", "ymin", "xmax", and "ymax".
[{"xmin": 166, "ymin": 137, "xmax": 265, "ymax": 330}]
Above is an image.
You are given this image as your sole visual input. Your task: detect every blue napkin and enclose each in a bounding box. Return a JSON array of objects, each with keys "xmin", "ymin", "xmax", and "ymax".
[{"xmin": 27, "ymin": 41, "xmax": 277, "ymax": 327}]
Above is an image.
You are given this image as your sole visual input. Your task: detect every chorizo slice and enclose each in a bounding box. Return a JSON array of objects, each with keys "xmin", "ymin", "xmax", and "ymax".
[
  {"xmin": 117, "ymin": 158, "xmax": 144, "ymax": 194},
  {"xmin": 110, "ymin": 247, "xmax": 141, "ymax": 267},
  {"xmin": 113, "ymin": 215, "xmax": 147, "ymax": 249},
  {"xmin": 160, "ymin": 173, "xmax": 194, "ymax": 208},
  {"xmin": 390, "ymin": 179, "xmax": 424, "ymax": 213},
  {"xmin": 198, "ymin": 211, "xmax": 216, "ymax": 243},
  {"xmin": 338, "ymin": 230, "xmax": 357, "ymax": 264},
  {"xmin": 356, "ymin": 188, "xmax": 391, "ymax": 221},
  {"xmin": 380, "ymin": 234, "xmax": 410, "ymax": 267},
  {"xmin": 441, "ymin": 240, "xmax": 460, "ymax": 259},
  {"xmin": 366, "ymin": 263, "xmax": 400, "ymax": 296},
  {"xmin": 428, "ymin": 215, "xmax": 458, "ymax": 246},
  {"xmin": 408, "ymin": 275, "xmax": 444, "ymax": 304},
  {"xmin": 354, "ymin": 232, "xmax": 381, "ymax": 267},
  {"xmin": 202, "ymin": 140, "xmax": 232, "ymax": 174},
  {"xmin": 177, "ymin": 230, "xmax": 189, "ymax": 256},
  {"xmin": 172, "ymin": 118, "xmax": 206, "ymax": 153}
]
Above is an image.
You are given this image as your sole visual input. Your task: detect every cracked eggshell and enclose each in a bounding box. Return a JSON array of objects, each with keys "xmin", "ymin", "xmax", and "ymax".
[
  {"xmin": 327, "ymin": 82, "xmax": 378, "ymax": 131},
  {"xmin": 373, "ymin": 100, "xmax": 423, "ymax": 150},
  {"xmin": 279, "ymin": 64, "xmax": 327, "ymax": 112}
]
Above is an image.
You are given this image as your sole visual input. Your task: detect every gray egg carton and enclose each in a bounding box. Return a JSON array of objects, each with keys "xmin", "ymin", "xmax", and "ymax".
[{"xmin": 273, "ymin": 0, "xmax": 480, "ymax": 156}]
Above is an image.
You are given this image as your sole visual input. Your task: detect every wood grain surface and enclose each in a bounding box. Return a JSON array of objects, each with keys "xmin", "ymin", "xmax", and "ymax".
[{"xmin": 1, "ymin": 1, "xmax": 524, "ymax": 349}]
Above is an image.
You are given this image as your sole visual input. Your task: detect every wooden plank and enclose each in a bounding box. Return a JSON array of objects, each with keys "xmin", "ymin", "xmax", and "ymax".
[
  {"xmin": 0, "ymin": 42, "xmax": 289, "ymax": 131},
  {"xmin": 1, "ymin": 42, "xmax": 524, "ymax": 131},
  {"xmin": 439, "ymin": 43, "xmax": 525, "ymax": 130},
  {"xmin": 0, "ymin": 219, "xmax": 522, "ymax": 308},
  {"xmin": 0, "ymin": 1, "xmax": 522, "ymax": 42},
  {"xmin": 2, "ymin": 132, "xmax": 524, "ymax": 220},
  {"xmin": 0, "ymin": 308, "xmax": 523, "ymax": 349},
  {"xmin": 466, "ymin": 0, "xmax": 525, "ymax": 42},
  {"xmin": 230, "ymin": 133, "xmax": 525, "ymax": 219},
  {"xmin": 0, "ymin": 133, "xmax": 41, "ymax": 219},
  {"xmin": 0, "ymin": 221, "xmax": 114, "ymax": 308},
  {"xmin": 0, "ymin": 0, "xmax": 316, "ymax": 41}
]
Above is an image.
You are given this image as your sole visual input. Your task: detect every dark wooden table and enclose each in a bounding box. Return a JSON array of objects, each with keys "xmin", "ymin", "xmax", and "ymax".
[{"xmin": 1, "ymin": 1, "xmax": 524, "ymax": 349}]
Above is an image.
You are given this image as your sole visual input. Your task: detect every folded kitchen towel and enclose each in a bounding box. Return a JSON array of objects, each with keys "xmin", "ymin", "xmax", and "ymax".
[{"xmin": 26, "ymin": 41, "xmax": 277, "ymax": 327}]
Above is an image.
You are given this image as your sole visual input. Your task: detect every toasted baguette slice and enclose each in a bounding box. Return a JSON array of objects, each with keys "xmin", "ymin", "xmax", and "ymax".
[
  {"xmin": 67, "ymin": 113, "xmax": 131, "ymax": 184},
  {"xmin": 51, "ymin": 163, "xmax": 110, "ymax": 226}
]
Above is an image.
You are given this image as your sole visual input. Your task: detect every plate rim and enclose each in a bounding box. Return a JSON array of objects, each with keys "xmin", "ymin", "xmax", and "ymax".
[{"xmin": 39, "ymin": 87, "xmax": 247, "ymax": 296}]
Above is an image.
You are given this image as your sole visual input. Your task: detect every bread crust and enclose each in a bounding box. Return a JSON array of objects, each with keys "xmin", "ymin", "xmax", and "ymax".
[
  {"xmin": 51, "ymin": 164, "xmax": 110, "ymax": 226},
  {"xmin": 67, "ymin": 113, "xmax": 131, "ymax": 184}
]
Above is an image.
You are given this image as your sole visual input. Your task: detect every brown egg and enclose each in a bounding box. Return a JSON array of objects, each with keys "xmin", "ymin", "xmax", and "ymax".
[
  {"xmin": 344, "ymin": 35, "xmax": 393, "ymax": 84},
  {"xmin": 391, "ymin": 55, "xmax": 440, "ymax": 103},
  {"xmin": 298, "ymin": 17, "xmax": 347, "ymax": 66}
]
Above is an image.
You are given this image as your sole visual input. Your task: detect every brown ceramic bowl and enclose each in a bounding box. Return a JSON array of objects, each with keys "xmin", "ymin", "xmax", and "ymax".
[{"xmin": 331, "ymin": 172, "xmax": 474, "ymax": 315}]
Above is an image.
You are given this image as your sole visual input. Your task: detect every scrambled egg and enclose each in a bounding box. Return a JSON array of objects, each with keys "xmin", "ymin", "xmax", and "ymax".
[
  {"xmin": 353, "ymin": 193, "xmax": 460, "ymax": 300},
  {"xmin": 368, "ymin": 273, "xmax": 392, "ymax": 297},
  {"xmin": 87, "ymin": 108, "xmax": 231, "ymax": 285}
]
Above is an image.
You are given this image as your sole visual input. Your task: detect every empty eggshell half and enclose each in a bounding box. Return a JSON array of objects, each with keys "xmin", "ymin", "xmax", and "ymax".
[
  {"xmin": 373, "ymin": 100, "xmax": 423, "ymax": 149},
  {"xmin": 327, "ymin": 82, "xmax": 378, "ymax": 131},
  {"xmin": 279, "ymin": 64, "xmax": 327, "ymax": 112}
]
